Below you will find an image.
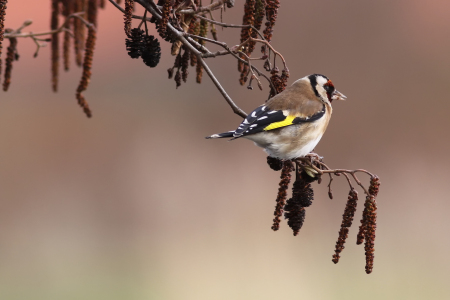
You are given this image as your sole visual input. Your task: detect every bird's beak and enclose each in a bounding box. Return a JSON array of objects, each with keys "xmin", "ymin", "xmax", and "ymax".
[{"xmin": 331, "ymin": 90, "xmax": 347, "ymax": 101}]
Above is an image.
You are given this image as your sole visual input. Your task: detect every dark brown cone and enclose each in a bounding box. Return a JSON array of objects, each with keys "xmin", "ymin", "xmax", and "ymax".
[
  {"xmin": 293, "ymin": 175, "xmax": 315, "ymax": 207},
  {"xmin": 271, "ymin": 160, "xmax": 294, "ymax": 231},
  {"xmin": 283, "ymin": 205, "xmax": 305, "ymax": 236},
  {"xmin": 51, "ymin": 0, "xmax": 60, "ymax": 92},
  {"xmin": 141, "ymin": 35, "xmax": 161, "ymax": 67},
  {"xmin": 267, "ymin": 156, "xmax": 283, "ymax": 171},
  {"xmin": 125, "ymin": 28, "xmax": 144, "ymax": 59},
  {"xmin": 2, "ymin": 32, "xmax": 17, "ymax": 91},
  {"xmin": 284, "ymin": 170, "xmax": 316, "ymax": 235},
  {"xmin": 332, "ymin": 188, "xmax": 358, "ymax": 264}
]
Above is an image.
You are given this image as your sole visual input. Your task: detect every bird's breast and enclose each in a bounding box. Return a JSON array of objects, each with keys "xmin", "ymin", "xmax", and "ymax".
[{"xmin": 245, "ymin": 109, "xmax": 331, "ymax": 159}]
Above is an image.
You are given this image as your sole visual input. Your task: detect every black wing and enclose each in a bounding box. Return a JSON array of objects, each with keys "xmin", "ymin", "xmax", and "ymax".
[{"xmin": 232, "ymin": 104, "xmax": 326, "ymax": 139}]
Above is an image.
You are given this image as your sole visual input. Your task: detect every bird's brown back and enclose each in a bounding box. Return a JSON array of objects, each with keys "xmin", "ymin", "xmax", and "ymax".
[{"xmin": 266, "ymin": 80, "xmax": 326, "ymax": 117}]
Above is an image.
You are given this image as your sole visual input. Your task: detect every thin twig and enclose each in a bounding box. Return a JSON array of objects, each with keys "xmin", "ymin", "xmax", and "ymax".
[
  {"xmin": 178, "ymin": 0, "xmax": 230, "ymax": 14},
  {"xmin": 342, "ymin": 172, "xmax": 354, "ymax": 190},
  {"xmin": 327, "ymin": 173, "xmax": 334, "ymax": 199},
  {"xmin": 240, "ymin": 37, "xmax": 287, "ymax": 70},
  {"xmin": 108, "ymin": 0, "xmax": 155, "ymax": 20},
  {"xmin": 238, "ymin": 51, "xmax": 262, "ymax": 90},
  {"xmin": 5, "ymin": 12, "xmax": 95, "ymax": 39},
  {"xmin": 195, "ymin": 15, "xmax": 265, "ymax": 40},
  {"xmin": 296, "ymin": 157, "xmax": 374, "ymax": 197},
  {"xmin": 185, "ymin": 33, "xmax": 275, "ymax": 91}
]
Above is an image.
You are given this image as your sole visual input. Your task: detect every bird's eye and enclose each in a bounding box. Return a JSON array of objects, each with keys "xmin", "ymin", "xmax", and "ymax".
[{"xmin": 323, "ymin": 80, "xmax": 335, "ymax": 93}]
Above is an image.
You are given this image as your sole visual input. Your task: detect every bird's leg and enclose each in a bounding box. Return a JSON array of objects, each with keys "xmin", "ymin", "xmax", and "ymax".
[
  {"xmin": 305, "ymin": 152, "xmax": 323, "ymax": 162},
  {"xmin": 295, "ymin": 157, "xmax": 322, "ymax": 178}
]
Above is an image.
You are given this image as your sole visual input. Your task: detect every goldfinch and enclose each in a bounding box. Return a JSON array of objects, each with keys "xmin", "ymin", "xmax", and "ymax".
[{"xmin": 206, "ymin": 74, "xmax": 346, "ymax": 160}]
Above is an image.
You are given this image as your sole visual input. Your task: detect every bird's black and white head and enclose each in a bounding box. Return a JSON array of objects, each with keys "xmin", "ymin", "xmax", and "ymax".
[{"xmin": 302, "ymin": 74, "xmax": 347, "ymax": 106}]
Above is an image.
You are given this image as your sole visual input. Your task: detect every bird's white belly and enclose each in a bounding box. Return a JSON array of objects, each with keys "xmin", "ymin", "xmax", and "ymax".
[
  {"xmin": 260, "ymin": 135, "xmax": 323, "ymax": 159},
  {"xmin": 268, "ymin": 135, "xmax": 322, "ymax": 159},
  {"xmin": 244, "ymin": 121, "xmax": 326, "ymax": 160}
]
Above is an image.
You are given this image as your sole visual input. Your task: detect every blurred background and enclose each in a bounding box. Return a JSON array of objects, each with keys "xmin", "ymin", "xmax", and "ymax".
[{"xmin": 1, "ymin": 1, "xmax": 450, "ymax": 299}]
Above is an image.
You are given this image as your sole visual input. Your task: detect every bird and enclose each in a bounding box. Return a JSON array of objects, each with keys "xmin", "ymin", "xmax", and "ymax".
[{"xmin": 206, "ymin": 74, "xmax": 346, "ymax": 160}]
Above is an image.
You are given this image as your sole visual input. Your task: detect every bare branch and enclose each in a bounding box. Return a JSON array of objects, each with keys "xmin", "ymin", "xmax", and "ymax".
[
  {"xmin": 5, "ymin": 12, "xmax": 95, "ymax": 39},
  {"xmin": 195, "ymin": 15, "xmax": 265, "ymax": 40},
  {"xmin": 178, "ymin": 0, "xmax": 232, "ymax": 14}
]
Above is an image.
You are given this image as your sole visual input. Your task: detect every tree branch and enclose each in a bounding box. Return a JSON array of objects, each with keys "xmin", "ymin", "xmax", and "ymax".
[
  {"xmin": 178, "ymin": 0, "xmax": 233, "ymax": 14},
  {"xmin": 4, "ymin": 12, "xmax": 95, "ymax": 39},
  {"xmin": 129, "ymin": 0, "xmax": 247, "ymax": 118}
]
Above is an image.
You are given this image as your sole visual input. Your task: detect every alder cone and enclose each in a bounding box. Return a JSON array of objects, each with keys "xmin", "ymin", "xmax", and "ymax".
[{"xmin": 141, "ymin": 35, "xmax": 161, "ymax": 67}]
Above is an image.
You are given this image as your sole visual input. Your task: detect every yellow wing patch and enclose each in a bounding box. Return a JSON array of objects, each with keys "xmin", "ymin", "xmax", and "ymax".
[{"xmin": 264, "ymin": 115, "xmax": 296, "ymax": 131}]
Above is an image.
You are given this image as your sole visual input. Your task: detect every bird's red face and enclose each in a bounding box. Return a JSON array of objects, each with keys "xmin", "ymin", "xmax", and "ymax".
[
  {"xmin": 324, "ymin": 80, "xmax": 335, "ymax": 102},
  {"xmin": 324, "ymin": 80, "xmax": 346, "ymax": 102}
]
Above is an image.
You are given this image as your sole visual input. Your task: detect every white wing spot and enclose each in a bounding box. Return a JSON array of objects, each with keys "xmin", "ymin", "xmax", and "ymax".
[
  {"xmin": 251, "ymin": 111, "xmax": 257, "ymax": 118},
  {"xmin": 250, "ymin": 124, "xmax": 257, "ymax": 128},
  {"xmin": 243, "ymin": 119, "xmax": 249, "ymax": 124},
  {"xmin": 268, "ymin": 111, "xmax": 277, "ymax": 114},
  {"xmin": 257, "ymin": 116, "xmax": 268, "ymax": 120}
]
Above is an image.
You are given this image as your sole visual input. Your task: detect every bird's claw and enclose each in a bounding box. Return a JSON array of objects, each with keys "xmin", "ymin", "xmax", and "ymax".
[{"xmin": 306, "ymin": 152, "xmax": 323, "ymax": 163}]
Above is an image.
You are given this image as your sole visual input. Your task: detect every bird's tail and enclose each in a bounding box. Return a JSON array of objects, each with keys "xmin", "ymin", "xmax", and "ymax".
[{"xmin": 205, "ymin": 131, "xmax": 235, "ymax": 139}]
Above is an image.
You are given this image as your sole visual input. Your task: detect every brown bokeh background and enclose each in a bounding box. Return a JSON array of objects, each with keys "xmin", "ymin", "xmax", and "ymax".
[{"xmin": 1, "ymin": 1, "xmax": 450, "ymax": 299}]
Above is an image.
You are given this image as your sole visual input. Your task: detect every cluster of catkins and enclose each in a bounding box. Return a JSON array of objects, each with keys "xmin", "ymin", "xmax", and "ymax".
[
  {"xmin": 125, "ymin": 28, "xmax": 161, "ymax": 68},
  {"xmin": 123, "ymin": 0, "xmax": 209, "ymax": 87},
  {"xmin": 267, "ymin": 157, "xmax": 317, "ymax": 235},
  {"xmin": 238, "ymin": 0, "xmax": 284, "ymax": 89},
  {"xmin": 0, "ymin": 0, "xmax": 104, "ymax": 117}
]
